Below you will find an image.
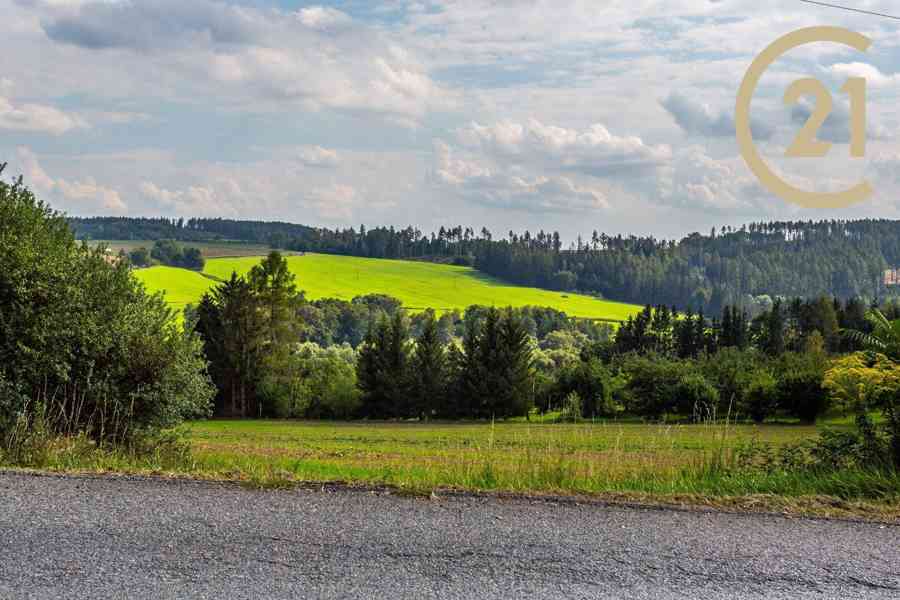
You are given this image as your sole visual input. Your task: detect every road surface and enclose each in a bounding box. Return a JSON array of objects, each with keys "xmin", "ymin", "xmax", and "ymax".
[{"xmin": 1, "ymin": 472, "xmax": 897, "ymax": 599}]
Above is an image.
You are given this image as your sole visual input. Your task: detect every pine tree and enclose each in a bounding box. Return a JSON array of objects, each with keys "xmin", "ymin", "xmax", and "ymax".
[
  {"xmin": 410, "ymin": 310, "xmax": 446, "ymax": 419},
  {"xmin": 497, "ymin": 310, "xmax": 534, "ymax": 417},
  {"xmin": 210, "ymin": 272, "xmax": 267, "ymax": 417},
  {"xmin": 764, "ymin": 300, "xmax": 786, "ymax": 356}
]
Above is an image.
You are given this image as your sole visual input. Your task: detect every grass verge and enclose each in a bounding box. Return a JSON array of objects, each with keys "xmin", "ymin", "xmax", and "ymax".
[{"xmin": 3, "ymin": 419, "xmax": 898, "ymax": 522}]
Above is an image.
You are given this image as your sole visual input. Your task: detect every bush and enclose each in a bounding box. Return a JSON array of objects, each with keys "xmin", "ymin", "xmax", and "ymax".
[
  {"xmin": 743, "ymin": 369, "xmax": 778, "ymax": 424},
  {"xmin": 559, "ymin": 392, "xmax": 582, "ymax": 423},
  {"xmin": 775, "ymin": 351, "xmax": 829, "ymax": 423},
  {"xmin": 620, "ymin": 354, "xmax": 715, "ymax": 420},
  {"xmin": 698, "ymin": 347, "xmax": 761, "ymax": 414},
  {"xmin": 674, "ymin": 372, "xmax": 720, "ymax": 421},
  {"xmin": 1, "ymin": 172, "xmax": 214, "ymax": 451},
  {"xmin": 554, "ymin": 358, "xmax": 618, "ymax": 418}
]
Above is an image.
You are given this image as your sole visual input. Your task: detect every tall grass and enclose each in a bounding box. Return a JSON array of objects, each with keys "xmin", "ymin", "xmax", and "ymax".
[{"xmin": 180, "ymin": 419, "xmax": 899, "ymax": 503}]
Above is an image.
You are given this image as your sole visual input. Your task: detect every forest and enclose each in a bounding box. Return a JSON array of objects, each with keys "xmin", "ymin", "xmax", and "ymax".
[{"xmin": 71, "ymin": 216, "xmax": 900, "ymax": 313}]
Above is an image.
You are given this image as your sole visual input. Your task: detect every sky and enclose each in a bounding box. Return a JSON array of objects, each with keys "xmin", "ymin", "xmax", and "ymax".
[{"xmin": 2, "ymin": 0, "xmax": 899, "ymax": 240}]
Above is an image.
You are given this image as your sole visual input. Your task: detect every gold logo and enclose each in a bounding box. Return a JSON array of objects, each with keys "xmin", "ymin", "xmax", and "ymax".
[{"xmin": 736, "ymin": 26, "xmax": 873, "ymax": 208}]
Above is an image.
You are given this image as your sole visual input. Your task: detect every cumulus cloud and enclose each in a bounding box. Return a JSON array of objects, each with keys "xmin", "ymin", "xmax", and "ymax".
[
  {"xmin": 456, "ymin": 119, "xmax": 671, "ymax": 176},
  {"xmin": 31, "ymin": 0, "xmax": 452, "ymax": 124},
  {"xmin": 661, "ymin": 92, "xmax": 774, "ymax": 140},
  {"xmin": 656, "ymin": 146, "xmax": 771, "ymax": 214},
  {"xmin": 41, "ymin": 0, "xmax": 262, "ymax": 50},
  {"xmin": 139, "ymin": 181, "xmax": 235, "ymax": 217},
  {"xmin": 0, "ymin": 93, "xmax": 88, "ymax": 135},
  {"xmin": 16, "ymin": 147, "xmax": 126, "ymax": 213},
  {"xmin": 305, "ymin": 183, "xmax": 362, "ymax": 220},
  {"xmin": 295, "ymin": 6, "xmax": 353, "ymax": 32},
  {"xmin": 297, "ymin": 145, "xmax": 340, "ymax": 168},
  {"xmin": 434, "ymin": 140, "xmax": 608, "ymax": 213},
  {"xmin": 828, "ymin": 63, "xmax": 900, "ymax": 88}
]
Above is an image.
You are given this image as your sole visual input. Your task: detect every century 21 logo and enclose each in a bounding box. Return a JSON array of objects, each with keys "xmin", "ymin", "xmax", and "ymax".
[{"xmin": 736, "ymin": 27, "xmax": 873, "ymax": 209}]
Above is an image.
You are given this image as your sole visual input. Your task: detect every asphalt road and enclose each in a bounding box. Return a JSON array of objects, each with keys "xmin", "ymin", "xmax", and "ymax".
[{"xmin": 0, "ymin": 472, "xmax": 898, "ymax": 599}]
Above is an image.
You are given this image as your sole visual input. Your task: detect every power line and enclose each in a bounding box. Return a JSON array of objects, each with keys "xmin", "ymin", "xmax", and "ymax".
[{"xmin": 796, "ymin": 0, "xmax": 900, "ymax": 21}]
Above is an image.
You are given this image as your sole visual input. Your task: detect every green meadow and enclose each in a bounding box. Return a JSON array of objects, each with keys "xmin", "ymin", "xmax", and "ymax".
[
  {"xmin": 134, "ymin": 419, "xmax": 896, "ymax": 516},
  {"xmin": 136, "ymin": 253, "xmax": 642, "ymax": 320}
]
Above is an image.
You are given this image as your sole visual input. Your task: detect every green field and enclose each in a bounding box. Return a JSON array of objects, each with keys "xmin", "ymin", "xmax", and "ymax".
[
  {"xmin": 176, "ymin": 419, "xmax": 898, "ymax": 515},
  {"xmin": 135, "ymin": 253, "xmax": 641, "ymax": 320},
  {"xmin": 134, "ymin": 266, "xmax": 219, "ymax": 313}
]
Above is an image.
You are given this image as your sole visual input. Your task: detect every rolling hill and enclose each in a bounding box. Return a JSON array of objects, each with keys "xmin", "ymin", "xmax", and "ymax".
[{"xmin": 135, "ymin": 253, "xmax": 641, "ymax": 321}]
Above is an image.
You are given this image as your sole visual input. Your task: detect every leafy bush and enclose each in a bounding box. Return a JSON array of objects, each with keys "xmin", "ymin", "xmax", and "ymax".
[
  {"xmin": 824, "ymin": 352, "xmax": 900, "ymax": 468},
  {"xmin": 559, "ymin": 392, "xmax": 582, "ymax": 423},
  {"xmin": 620, "ymin": 354, "xmax": 716, "ymax": 420},
  {"xmin": 553, "ymin": 358, "xmax": 618, "ymax": 418},
  {"xmin": 743, "ymin": 369, "xmax": 778, "ymax": 424},
  {"xmin": 1, "ymin": 172, "xmax": 214, "ymax": 452},
  {"xmin": 673, "ymin": 372, "xmax": 720, "ymax": 421},
  {"xmin": 775, "ymin": 351, "xmax": 829, "ymax": 423}
]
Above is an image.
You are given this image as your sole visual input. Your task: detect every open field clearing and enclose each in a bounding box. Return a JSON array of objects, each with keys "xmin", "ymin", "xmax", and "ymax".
[
  {"xmin": 92, "ymin": 240, "xmax": 288, "ymax": 258},
  {"xmin": 134, "ymin": 253, "xmax": 641, "ymax": 319},
  {"xmin": 171, "ymin": 420, "xmax": 899, "ymax": 511},
  {"xmin": 197, "ymin": 254, "xmax": 640, "ymax": 319}
]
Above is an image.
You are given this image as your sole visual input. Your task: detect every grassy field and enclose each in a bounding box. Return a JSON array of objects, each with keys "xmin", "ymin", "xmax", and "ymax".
[
  {"xmin": 136, "ymin": 253, "xmax": 641, "ymax": 320},
  {"xmin": 92, "ymin": 240, "xmax": 288, "ymax": 259},
  {"xmin": 134, "ymin": 266, "xmax": 219, "ymax": 313},
  {"xmin": 5, "ymin": 418, "xmax": 898, "ymax": 518},
  {"xmin": 176, "ymin": 419, "xmax": 898, "ymax": 511}
]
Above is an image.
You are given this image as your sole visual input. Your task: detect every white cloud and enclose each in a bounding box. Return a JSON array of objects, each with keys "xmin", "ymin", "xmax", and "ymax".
[
  {"xmin": 828, "ymin": 63, "xmax": 900, "ymax": 88},
  {"xmin": 139, "ymin": 181, "xmax": 235, "ymax": 217},
  {"xmin": 297, "ymin": 145, "xmax": 340, "ymax": 168},
  {"xmin": 456, "ymin": 118, "xmax": 671, "ymax": 176},
  {"xmin": 0, "ymin": 94, "xmax": 88, "ymax": 135},
  {"xmin": 306, "ymin": 183, "xmax": 361, "ymax": 220},
  {"xmin": 656, "ymin": 147, "xmax": 772, "ymax": 214},
  {"xmin": 28, "ymin": 0, "xmax": 453, "ymax": 124},
  {"xmin": 434, "ymin": 140, "xmax": 608, "ymax": 213},
  {"xmin": 661, "ymin": 92, "xmax": 774, "ymax": 140},
  {"xmin": 15, "ymin": 147, "xmax": 126, "ymax": 213},
  {"xmin": 296, "ymin": 6, "xmax": 353, "ymax": 32}
]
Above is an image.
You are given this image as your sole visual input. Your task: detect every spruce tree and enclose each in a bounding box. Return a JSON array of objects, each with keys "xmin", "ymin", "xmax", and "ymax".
[
  {"xmin": 497, "ymin": 309, "xmax": 534, "ymax": 417},
  {"xmin": 410, "ymin": 310, "xmax": 446, "ymax": 419}
]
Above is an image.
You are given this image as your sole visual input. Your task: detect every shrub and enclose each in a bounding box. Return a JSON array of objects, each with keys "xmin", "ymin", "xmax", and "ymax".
[
  {"xmin": 674, "ymin": 372, "xmax": 720, "ymax": 421},
  {"xmin": 1, "ymin": 172, "xmax": 214, "ymax": 452},
  {"xmin": 554, "ymin": 358, "xmax": 618, "ymax": 418},
  {"xmin": 775, "ymin": 351, "xmax": 829, "ymax": 423},
  {"xmin": 742, "ymin": 369, "xmax": 778, "ymax": 424},
  {"xmin": 824, "ymin": 352, "xmax": 900, "ymax": 468},
  {"xmin": 289, "ymin": 343, "xmax": 361, "ymax": 419},
  {"xmin": 620, "ymin": 354, "xmax": 713, "ymax": 420},
  {"xmin": 559, "ymin": 392, "xmax": 582, "ymax": 423}
]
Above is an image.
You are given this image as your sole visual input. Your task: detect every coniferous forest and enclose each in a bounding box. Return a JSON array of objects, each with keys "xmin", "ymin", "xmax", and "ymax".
[{"xmin": 71, "ymin": 217, "xmax": 900, "ymax": 313}]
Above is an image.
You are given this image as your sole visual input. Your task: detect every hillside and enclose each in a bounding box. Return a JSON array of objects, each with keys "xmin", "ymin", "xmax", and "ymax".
[
  {"xmin": 135, "ymin": 253, "xmax": 641, "ymax": 320},
  {"xmin": 87, "ymin": 216, "xmax": 900, "ymax": 313}
]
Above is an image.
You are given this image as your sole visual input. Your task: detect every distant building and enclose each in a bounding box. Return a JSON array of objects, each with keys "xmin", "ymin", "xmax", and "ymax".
[{"xmin": 885, "ymin": 269, "xmax": 900, "ymax": 287}]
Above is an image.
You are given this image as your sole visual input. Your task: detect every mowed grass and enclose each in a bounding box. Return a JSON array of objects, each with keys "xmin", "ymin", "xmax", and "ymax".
[
  {"xmin": 180, "ymin": 419, "xmax": 900, "ymax": 507},
  {"xmin": 135, "ymin": 266, "xmax": 217, "ymax": 313},
  {"xmin": 197, "ymin": 253, "xmax": 641, "ymax": 320}
]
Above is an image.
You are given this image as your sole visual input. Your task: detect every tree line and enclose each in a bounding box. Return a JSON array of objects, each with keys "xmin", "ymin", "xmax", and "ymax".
[
  {"xmin": 188, "ymin": 252, "xmax": 610, "ymax": 419},
  {"xmin": 182, "ymin": 250, "xmax": 892, "ymax": 428},
  {"xmin": 126, "ymin": 239, "xmax": 205, "ymax": 270},
  {"xmin": 71, "ymin": 216, "xmax": 900, "ymax": 313}
]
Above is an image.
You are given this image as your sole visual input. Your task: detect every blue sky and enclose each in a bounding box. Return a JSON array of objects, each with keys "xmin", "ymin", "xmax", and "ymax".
[{"xmin": 2, "ymin": 0, "xmax": 899, "ymax": 239}]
